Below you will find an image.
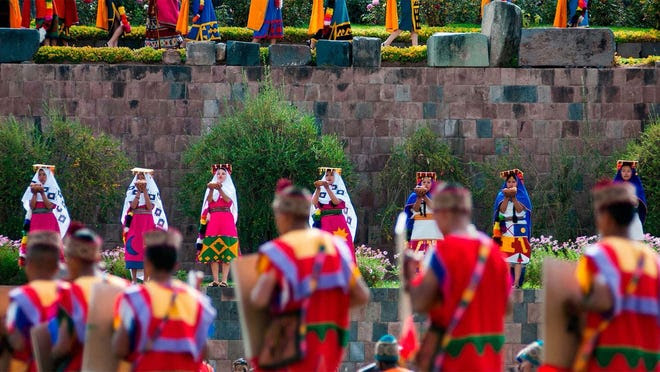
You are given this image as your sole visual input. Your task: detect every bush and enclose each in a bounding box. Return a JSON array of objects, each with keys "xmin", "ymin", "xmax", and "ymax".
[
  {"xmin": 615, "ymin": 55, "xmax": 660, "ymax": 66},
  {"xmin": 355, "ymin": 244, "xmax": 394, "ymax": 287},
  {"xmin": 376, "ymin": 127, "xmax": 467, "ymax": 242},
  {"xmin": 589, "ymin": 0, "xmax": 625, "ymax": 26},
  {"xmin": 620, "ymin": 115, "xmax": 660, "ymax": 236},
  {"xmin": 0, "ymin": 119, "xmax": 49, "ymax": 238},
  {"xmin": 75, "ymin": 0, "xmax": 148, "ymax": 29},
  {"xmin": 420, "ymin": 0, "xmax": 451, "ymax": 26},
  {"xmin": 0, "ymin": 237, "xmax": 27, "ymax": 285},
  {"xmin": 178, "ymin": 75, "xmax": 352, "ymax": 251},
  {"xmin": 100, "ymin": 246, "xmax": 131, "ymax": 279},
  {"xmin": 34, "ymin": 46, "xmax": 182, "ymax": 64},
  {"xmin": 0, "ymin": 112, "xmax": 130, "ymax": 239},
  {"xmin": 511, "ymin": 0, "xmax": 556, "ymax": 27},
  {"xmin": 360, "ymin": 0, "xmax": 386, "ymax": 25},
  {"xmin": 381, "ymin": 45, "xmax": 427, "ymax": 63}
]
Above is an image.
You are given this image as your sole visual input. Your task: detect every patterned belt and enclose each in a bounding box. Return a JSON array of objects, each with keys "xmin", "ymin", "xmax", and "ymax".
[
  {"xmin": 32, "ymin": 208, "xmax": 52, "ymax": 214},
  {"xmin": 132, "ymin": 209, "xmax": 152, "ymax": 215},
  {"xmin": 209, "ymin": 207, "xmax": 231, "ymax": 213}
]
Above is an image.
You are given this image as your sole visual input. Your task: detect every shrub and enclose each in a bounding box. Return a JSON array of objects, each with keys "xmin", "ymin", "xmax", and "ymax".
[
  {"xmin": 100, "ymin": 246, "xmax": 131, "ymax": 280},
  {"xmin": 34, "ymin": 46, "xmax": 175, "ymax": 64},
  {"xmin": 0, "ymin": 112, "xmax": 130, "ymax": 239},
  {"xmin": 178, "ymin": 75, "xmax": 352, "ymax": 251},
  {"xmin": 381, "ymin": 45, "xmax": 427, "ymax": 63},
  {"xmin": 0, "ymin": 237, "xmax": 27, "ymax": 285},
  {"xmin": 376, "ymin": 127, "xmax": 467, "ymax": 242},
  {"xmin": 360, "ymin": 0, "xmax": 387, "ymax": 25},
  {"xmin": 615, "ymin": 55, "xmax": 660, "ymax": 66},
  {"xmin": 420, "ymin": 0, "xmax": 451, "ymax": 26},
  {"xmin": 523, "ymin": 235, "xmax": 589, "ymax": 289},
  {"xmin": 589, "ymin": 0, "xmax": 625, "ymax": 26},
  {"xmin": 511, "ymin": 0, "xmax": 556, "ymax": 26},
  {"xmin": 355, "ymin": 244, "xmax": 393, "ymax": 287},
  {"xmin": 0, "ymin": 119, "xmax": 49, "ymax": 238},
  {"xmin": 620, "ymin": 115, "xmax": 660, "ymax": 236}
]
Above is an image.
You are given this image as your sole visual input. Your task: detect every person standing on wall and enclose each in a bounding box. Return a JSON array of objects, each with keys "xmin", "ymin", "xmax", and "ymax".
[
  {"xmin": 247, "ymin": 0, "xmax": 283, "ymax": 44},
  {"xmin": 381, "ymin": 0, "xmax": 420, "ymax": 47}
]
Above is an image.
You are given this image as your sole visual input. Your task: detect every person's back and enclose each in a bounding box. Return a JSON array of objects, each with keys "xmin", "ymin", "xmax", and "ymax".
[
  {"xmin": 257, "ymin": 228, "xmax": 356, "ymax": 371},
  {"xmin": 427, "ymin": 233, "xmax": 510, "ymax": 370},
  {"xmin": 6, "ymin": 231, "xmax": 65, "ymax": 372},
  {"xmin": 576, "ymin": 237, "xmax": 659, "ymax": 371}
]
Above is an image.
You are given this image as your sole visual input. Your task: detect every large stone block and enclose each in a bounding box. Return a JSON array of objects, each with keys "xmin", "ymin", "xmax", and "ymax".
[
  {"xmin": 617, "ymin": 43, "xmax": 641, "ymax": 58},
  {"xmin": 0, "ymin": 28, "xmax": 40, "ymax": 63},
  {"xmin": 640, "ymin": 42, "xmax": 660, "ymax": 58},
  {"xmin": 316, "ymin": 40, "xmax": 352, "ymax": 67},
  {"xmin": 519, "ymin": 28, "xmax": 614, "ymax": 67},
  {"xmin": 215, "ymin": 43, "xmax": 226, "ymax": 62},
  {"xmin": 352, "ymin": 37, "xmax": 381, "ymax": 68},
  {"xmin": 226, "ymin": 41, "xmax": 260, "ymax": 66},
  {"xmin": 427, "ymin": 33, "xmax": 489, "ymax": 67},
  {"xmin": 268, "ymin": 44, "xmax": 312, "ymax": 67},
  {"xmin": 186, "ymin": 41, "xmax": 216, "ymax": 66},
  {"xmin": 481, "ymin": 1, "xmax": 522, "ymax": 67}
]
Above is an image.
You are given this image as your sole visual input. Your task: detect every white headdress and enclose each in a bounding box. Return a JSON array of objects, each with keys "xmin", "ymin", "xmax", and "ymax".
[
  {"xmin": 120, "ymin": 168, "xmax": 168, "ymax": 230},
  {"xmin": 21, "ymin": 164, "xmax": 70, "ymax": 237},
  {"xmin": 200, "ymin": 164, "xmax": 238, "ymax": 222},
  {"xmin": 309, "ymin": 167, "xmax": 357, "ymax": 241}
]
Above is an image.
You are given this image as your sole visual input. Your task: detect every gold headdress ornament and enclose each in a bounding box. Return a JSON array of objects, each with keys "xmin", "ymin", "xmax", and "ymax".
[
  {"xmin": 318, "ymin": 167, "xmax": 342, "ymax": 175},
  {"xmin": 432, "ymin": 183, "xmax": 472, "ymax": 212},
  {"xmin": 211, "ymin": 163, "xmax": 232, "ymax": 175},
  {"xmin": 592, "ymin": 179, "xmax": 637, "ymax": 211},
  {"xmin": 33, "ymin": 164, "xmax": 56, "ymax": 174},
  {"xmin": 500, "ymin": 169, "xmax": 524, "ymax": 181},
  {"xmin": 416, "ymin": 171, "xmax": 437, "ymax": 183},
  {"xmin": 131, "ymin": 167, "xmax": 154, "ymax": 175},
  {"xmin": 616, "ymin": 160, "xmax": 638, "ymax": 170}
]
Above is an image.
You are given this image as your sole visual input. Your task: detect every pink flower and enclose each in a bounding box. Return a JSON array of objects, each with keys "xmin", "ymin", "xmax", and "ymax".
[
  {"xmin": 372, "ymin": 0, "xmax": 380, "ymax": 5},
  {"xmin": 366, "ymin": 3, "xmax": 373, "ymax": 10}
]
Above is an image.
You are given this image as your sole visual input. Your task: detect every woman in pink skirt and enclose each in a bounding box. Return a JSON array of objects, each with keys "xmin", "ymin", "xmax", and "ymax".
[
  {"xmin": 196, "ymin": 164, "xmax": 239, "ymax": 287},
  {"xmin": 120, "ymin": 168, "xmax": 168, "ymax": 283},
  {"xmin": 20, "ymin": 164, "xmax": 70, "ymax": 266}
]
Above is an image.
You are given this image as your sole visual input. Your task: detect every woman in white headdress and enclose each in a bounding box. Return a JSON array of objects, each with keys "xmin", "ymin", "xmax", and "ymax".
[
  {"xmin": 311, "ymin": 167, "xmax": 358, "ymax": 260},
  {"xmin": 120, "ymin": 168, "xmax": 168, "ymax": 283},
  {"xmin": 196, "ymin": 164, "xmax": 239, "ymax": 287},
  {"xmin": 19, "ymin": 164, "xmax": 70, "ymax": 266}
]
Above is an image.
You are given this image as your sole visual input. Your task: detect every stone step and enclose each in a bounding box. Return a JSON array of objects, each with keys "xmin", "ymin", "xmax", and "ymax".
[
  {"xmin": 226, "ymin": 41, "xmax": 260, "ymax": 67},
  {"xmin": 316, "ymin": 40, "xmax": 352, "ymax": 67},
  {"xmin": 519, "ymin": 28, "xmax": 615, "ymax": 67},
  {"xmin": 352, "ymin": 37, "xmax": 381, "ymax": 68},
  {"xmin": 186, "ymin": 41, "xmax": 216, "ymax": 66},
  {"xmin": 427, "ymin": 33, "xmax": 489, "ymax": 67},
  {"xmin": 268, "ymin": 44, "xmax": 312, "ymax": 67},
  {"xmin": 0, "ymin": 28, "xmax": 40, "ymax": 63}
]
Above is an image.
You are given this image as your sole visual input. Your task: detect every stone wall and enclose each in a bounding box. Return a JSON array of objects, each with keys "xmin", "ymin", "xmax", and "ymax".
[
  {"xmin": 204, "ymin": 287, "xmax": 543, "ymax": 371},
  {"xmin": 0, "ymin": 64, "xmax": 657, "ymax": 250}
]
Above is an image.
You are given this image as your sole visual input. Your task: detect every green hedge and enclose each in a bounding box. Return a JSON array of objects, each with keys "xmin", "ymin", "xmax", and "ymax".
[
  {"xmin": 35, "ymin": 46, "xmax": 186, "ymax": 64},
  {"xmin": 66, "ymin": 24, "xmax": 659, "ymax": 44}
]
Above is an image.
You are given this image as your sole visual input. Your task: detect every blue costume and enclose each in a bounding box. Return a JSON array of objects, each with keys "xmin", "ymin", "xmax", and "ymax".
[{"xmin": 186, "ymin": 0, "xmax": 221, "ymax": 41}]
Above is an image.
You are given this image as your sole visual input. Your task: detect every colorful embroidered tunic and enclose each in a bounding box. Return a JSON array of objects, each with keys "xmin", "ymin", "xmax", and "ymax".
[
  {"xmin": 404, "ymin": 190, "xmax": 442, "ymax": 254},
  {"xmin": 21, "ymin": 0, "xmax": 60, "ymax": 37},
  {"xmin": 185, "ymin": 0, "xmax": 221, "ymax": 41},
  {"xmin": 492, "ymin": 173, "xmax": 532, "ymax": 266},
  {"xmin": 575, "ymin": 237, "xmax": 660, "ymax": 371},
  {"xmin": 113, "ymin": 280, "xmax": 216, "ymax": 371},
  {"xmin": 6, "ymin": 280, "xmax": 69, "ymax": 372},
  {"xmin": 313, "ymin": 201, "xmax": 355, "ymax": 258},
  {"xmin": 255, "ymin": 228, "xmax": 362, "ymax": 371},
  {"xmin": 124, "ymin": 205, "xmax": 156, "ymax": 269},
  {"xmin": 145, "ymin": 0, "xmax": 183, "ymax": 48},
  {"xmin": 53, "ymin": 274, "xmax": 129, "ymax": 371},
  {"xmin": 198, "ymin": 198, "xmax": 240, "ymax": 263},
  {"xmin": 308, "ymin": 0, "xmax": 352, "ymax": 41},
  {"xmin": 425, "ymin": 234, "xmax": 511, "ymax": 370},
  {"xmin": 247, "ymin": 0, "xmax": 283, "ymax": 40}
]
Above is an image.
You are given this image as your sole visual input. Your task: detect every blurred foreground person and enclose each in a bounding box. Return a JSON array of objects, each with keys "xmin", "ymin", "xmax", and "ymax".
[
  {"xmin": 250, "ymin": 179, "xmax": 370, "ymax": 371},
  {"xmin": 404, "ymin": 183, "xmax": 510, "ymax": 371}
]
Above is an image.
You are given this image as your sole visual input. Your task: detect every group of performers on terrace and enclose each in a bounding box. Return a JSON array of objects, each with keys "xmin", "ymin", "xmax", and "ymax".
[
  {"xmin": 0, "ymin": 0, "xmax": 590, "ymax": 48},
  {"xmin": 6, "ymin": 158, "xmax": 656, "ymax": 371}
]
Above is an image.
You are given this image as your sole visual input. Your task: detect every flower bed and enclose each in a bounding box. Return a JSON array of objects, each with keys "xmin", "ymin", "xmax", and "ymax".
[{"xmin": 34, "ymin": 46, "xmax": 186, "ymax": 64}]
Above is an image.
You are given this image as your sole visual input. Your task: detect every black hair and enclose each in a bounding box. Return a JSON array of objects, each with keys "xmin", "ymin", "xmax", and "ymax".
[
  {"xmin": 145, "ymin": 243, "xmax": 177, "ymax": 273},
  {"xmin": 26, "ymin": 243, "xmax": 60, "ymax": 272},
  {"xmin": 601, "ymin": 202, "xmax": 635, "ymax": 227}
]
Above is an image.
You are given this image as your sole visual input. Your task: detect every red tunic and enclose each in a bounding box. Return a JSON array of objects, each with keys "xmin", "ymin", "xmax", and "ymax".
[
  {"xmin": 575, "ymin": 237, "xmax": 660, "ymax": 371},
  {"xmin": 254, "ymin": 228, "xmax": 361, "ymax": 372},
  {"xmin": 425, "ymin": 233, "xmax": 511, "ymax": 370},
  {"xmin": 6, "ymin": 280, "xmax": 69, "ymax": 372},
  {"xmin": 315, "ymin": 201, "xmax": 355, "ymax": 258}
]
